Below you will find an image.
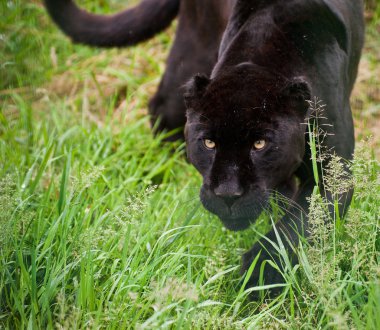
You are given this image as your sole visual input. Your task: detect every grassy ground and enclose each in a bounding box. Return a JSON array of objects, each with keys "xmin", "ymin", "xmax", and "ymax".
[{"xmin": 0, "ymin": 1, "xmax": 379, "ymax": 329}]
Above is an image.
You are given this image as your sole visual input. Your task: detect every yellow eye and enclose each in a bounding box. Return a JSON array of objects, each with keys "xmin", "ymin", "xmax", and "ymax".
[
  {"xmin": 204, "ymin": 139, "xmax": 216, "ymax": 150},
  {"xmin": 253, "ymin": 139, "xmax": 266, "ymax": 150}
]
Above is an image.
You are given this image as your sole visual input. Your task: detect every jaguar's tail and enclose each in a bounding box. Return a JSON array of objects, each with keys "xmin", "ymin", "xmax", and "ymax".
[{"xmin": 44, "ymin": 0, "xmax": 180, "ymax": 47}]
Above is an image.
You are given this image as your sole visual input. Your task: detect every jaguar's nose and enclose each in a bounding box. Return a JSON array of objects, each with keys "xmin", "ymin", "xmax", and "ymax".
[{"xmin": 214, "ymin": 183, "xmax": 244, "ymax": 207}]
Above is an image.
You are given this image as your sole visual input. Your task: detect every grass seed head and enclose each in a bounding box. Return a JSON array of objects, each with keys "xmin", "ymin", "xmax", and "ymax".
[
  {"xmin": 149, "ymin": 277, "xmax": 199, "ymax": 308},
  {"xmin": 324, "ymin": 154, "xmax": 353, "ymax": 196},
  {"xmin": 0, "ymin": 174, "xmax": 17, "ymax": 249}
]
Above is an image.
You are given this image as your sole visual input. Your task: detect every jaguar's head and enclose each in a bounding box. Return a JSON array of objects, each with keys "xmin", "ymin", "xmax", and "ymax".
[{"xmin": 184, "ymin": 64, "xmax": 311, "ymax": 231}]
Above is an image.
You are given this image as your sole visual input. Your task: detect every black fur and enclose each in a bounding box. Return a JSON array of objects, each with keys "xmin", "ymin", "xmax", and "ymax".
[
  {"xmin": 44, "ymin": 0, "xmax": 234, "ymax": 140},
  {"xmin": 185, "ymin": 0, "xmax": 364, "ymax": 296},
  {"xmin": 45, "ymin": 0, "xmax": 365, "ymax": 297},
  {"xmin": 44, "ymin": 0, "xmax": 180, "ymax": 47}
]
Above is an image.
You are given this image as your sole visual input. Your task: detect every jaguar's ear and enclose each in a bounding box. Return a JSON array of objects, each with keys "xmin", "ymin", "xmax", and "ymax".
[
  {"xmin": 184, "ymin": 74, "xmax": 210, "ymax": 109},
  {"xmin": 282, "ymin": 77, "xmax": 311, "ymax": 116}
]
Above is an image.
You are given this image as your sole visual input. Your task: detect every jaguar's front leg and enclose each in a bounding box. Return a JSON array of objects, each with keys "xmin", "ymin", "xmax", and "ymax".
[{"xmin": 241, "ymin": 183, "xmax": 314, "ymax": 299}]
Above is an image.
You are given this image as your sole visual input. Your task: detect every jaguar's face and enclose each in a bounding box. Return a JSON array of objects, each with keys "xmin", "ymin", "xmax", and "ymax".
[{"xmin": 184, "ymin": 64, "xmax": 310, "ymax": 231}]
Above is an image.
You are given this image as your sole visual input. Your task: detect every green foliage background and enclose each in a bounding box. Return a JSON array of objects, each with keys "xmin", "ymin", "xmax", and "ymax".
[{"xmin": 0, "ymin": 1, "xmax": 379, "ymax": 329}]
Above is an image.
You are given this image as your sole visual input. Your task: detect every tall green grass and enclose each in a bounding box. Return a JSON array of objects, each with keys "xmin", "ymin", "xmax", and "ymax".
[{"xmin": 1, "ymin": 0, "xmax": 379, "ymax": 329}]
